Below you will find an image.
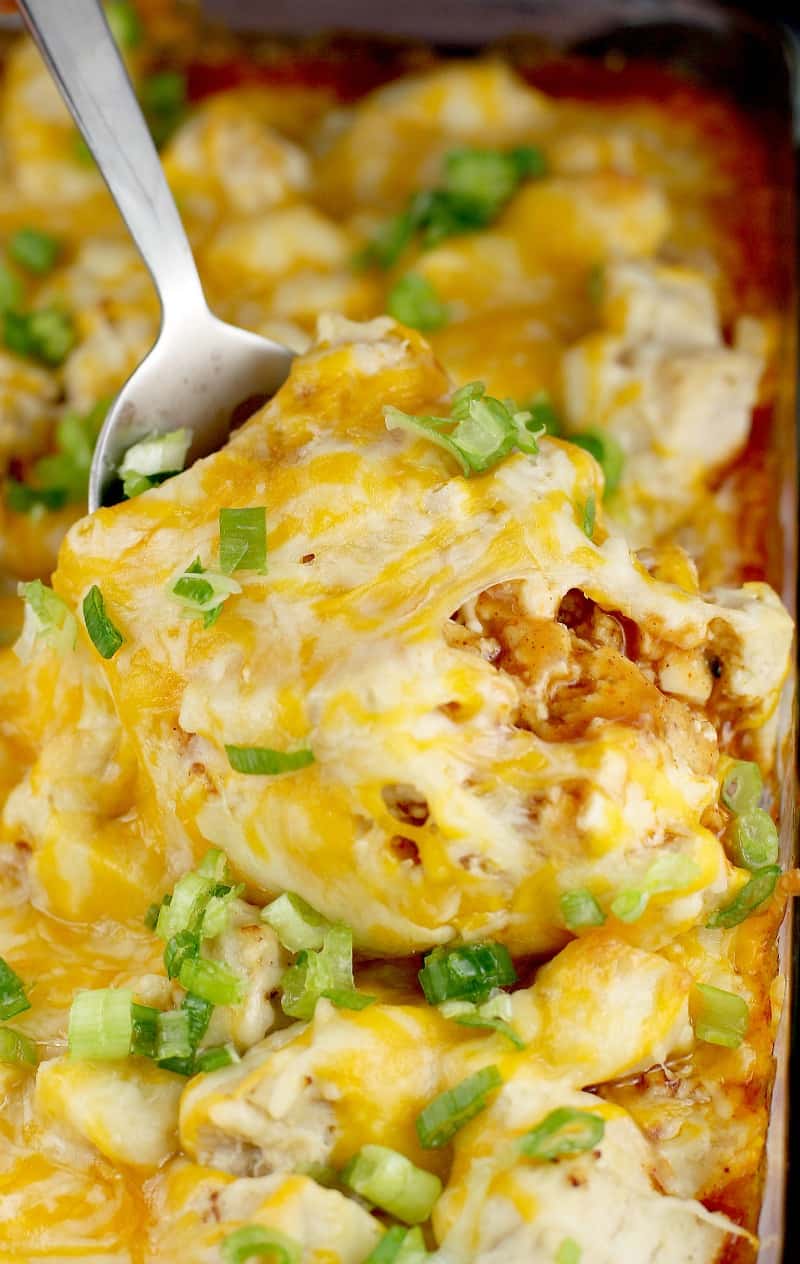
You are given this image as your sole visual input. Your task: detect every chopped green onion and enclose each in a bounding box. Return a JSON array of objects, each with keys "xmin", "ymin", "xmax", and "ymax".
[
  {"xmin": 581, "ymin": 493, "xmax": 596, "ymax": 539},
  {"xmin": 281, "ymin": 923, "xmax": 369, "ymax": 1021},
  {"xmin": 29, "ymin": 400, "xmax": 108, "ymax": 506},
  {"xmin": 321, "ymin": 987, "xmax": 376, "ymax": 1010},
  {"xmin": 690, "ymin": 983, "xmax": 749, "ymax": 1048},
  {"xmin": 721, "ymin": 761, "xmax": 763, "ymax": 815},
  {"xmin": 343, "ymin": 1145, "xmax": 442, "ymax": 1224},
  {"xmin": 706, "ymin": 865, "xmax": 781, "ymax": 929},
  {"xmin": 68, "ymin": 989, "xmax": 133, "ymax": 1060},
  {"xmin": 196, "ymin": 848, "xmax": 233, "ymax": 882},
  {"xmin": 443, "ymin": 145, "xmax": 545, "ymax": 216},
  {"xmin": 164, "ymin": 930, "xmax": 200, "ymax": 980},
  {"xmin": 364, "ymin": 1226, "xmax": 428, "ymax": 1264},
  {"xmin": 201, "ymin": 882, "xmax": 244, "ymax": 939},
  {"xmin": 387, "ymin": 274, "xmax": 449, "ymax": 332},
  {"xmin": 262, "ymin": 892, "xmax": 331, "ymax": 952},
  {"xmin": 556, "ymin": 1240, "xmax": 582, "ymax": 1264},
  {"xmin": 612, "ymin": 854, "xmax": 699, "ymax": 923},
  {"xmin": 610, "ymin": 889, "xmax": 647, "ymax": 922},
  {"xmin": 130, "ymin": 1003, "xmax": 160, "ymax": 1059},
  {"xmin": 118, "ymin": 428, "xmax": 191, "ymax": 498},
  {"xmin": 105, "ymin": 0, "xmax": 142, "ymax": 50},
  {"xmin": 439, "ymin": 993, "xmax": 524, "ymax": 1049},
  {"xmin": 520, "ymin": 1107, "xmax": 605, "ymax": 1161},
  {"xmin": 419, "ymin": 942, "xmax": 516, "ymax": 1006},
  {"xmin": 526, "ymin": 391, "xmax": 562, "ymax": 436},
  {"xmin": 8, "ymin": 228, "xmax": 61, "ymax": 275},
  {"xmin": 141, "ymin": 70, "xmax": 187, "ymax": 148},
  {"xmin": 0, "ymin": 262, "xmax": 23, "ymax": 313},
  {"xmin": 195, "ymin": 1043, "xmax": 241, "ymax": 1073},
  {"xmin": 726, "ymin": 808, "xmax": 778, "ymax": 871},
  {"xmin": 4, "ymin": 307, "xmax": 75, "ymax": 366},
  {"xmin": 16, "ymin": 580, "xmax": 77, "ymax": 660},
  {"xmin": 226, "ymin": 746, "xmax": 314, "ymax": 776},
  {"xmin": 416, "ymin": 1065, "xmax": 502, "ymax": 1147},
  {"xmin": 170, "ymin": 558, "xmax": 240, "ymax": 626},
  {"xmin": 219, "ymin": 506, "xmax": 267, "ymax": 574},
  {"xmin": 0, "ymin": 958, "xmax": 31, "ymax": 1022},
  {"xmin": 178, "ymin": 957, "xmax": 244, "ymax": 1007},
  {"xmin": 569, "ymin": 431, "xmax": 624, "ymax": 496},
  {"xmin": 82, "ymin": 584, "xmax": 124, "ymax": 658},
  {"xmin": 560, "ymin": 889, "xmax": 605, "ymax": 931},
  {"xmin": 157, "ymin": 870, "xmax": 214, "ymax": 940},
  {"xmin": 156, "ymin": 1008, "xmax": 193, "ymax": 1062},
  {"xmin": 5, "ymin": 479, "xmax": 67, "ymax": 512},
  {"xmin": 182, "ymin": 991, "xmax": 214, "ymax": 1048},
  {"xmin": 221, "ymin": 1224, "xmax": 301, "ymax": 1264},
  {"xmin": 0, "ymin": 1025, "xmax": 37, "ymax": 1066}
]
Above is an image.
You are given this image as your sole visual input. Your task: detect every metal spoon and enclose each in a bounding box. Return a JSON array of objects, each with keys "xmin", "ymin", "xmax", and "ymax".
[{"xmin": 17, "ymin": 0, "xmax": 294, "ymax": 510}]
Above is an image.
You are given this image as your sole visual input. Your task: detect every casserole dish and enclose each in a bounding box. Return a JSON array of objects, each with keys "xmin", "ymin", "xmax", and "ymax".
[{"xmin": 0, "ymin": 2, "xmax": 796, "ymax": 1262}]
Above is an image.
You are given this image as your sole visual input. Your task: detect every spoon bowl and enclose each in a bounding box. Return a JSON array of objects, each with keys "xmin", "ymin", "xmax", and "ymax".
[{"xmin": 18, "ymin": 0, "xmax": 295, "ymax": 511}]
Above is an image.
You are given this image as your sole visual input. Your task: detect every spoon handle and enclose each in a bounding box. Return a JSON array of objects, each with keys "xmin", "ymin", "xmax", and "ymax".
[{"xmin": 17, "ymin": 0, "xmax": 206, "ymax": 326}]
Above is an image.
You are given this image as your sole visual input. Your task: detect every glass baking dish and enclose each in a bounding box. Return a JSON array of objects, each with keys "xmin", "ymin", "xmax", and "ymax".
[{"xmin": 195, "ymin": 1, "xmax": 798, "ymax": 1259}]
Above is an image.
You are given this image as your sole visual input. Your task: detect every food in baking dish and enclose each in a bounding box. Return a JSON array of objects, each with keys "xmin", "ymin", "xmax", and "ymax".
[{"xmin": 0, "ymin": 6, "xmax": 794, "ymax": 1262}]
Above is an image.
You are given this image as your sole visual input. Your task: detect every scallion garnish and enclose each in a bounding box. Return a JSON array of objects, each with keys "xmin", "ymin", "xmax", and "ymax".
[
  {"xmin": 416, "ymin": 1065, "xmax": 502, "ymax": 1147},
  {"xmin": 526, "ymin": 391, "xmax": 562, "ymax": 436},
  {"xmin": 219, "ymin": 506, "xmax": 267, "ymax": 574},
  {"xmin": 721, "ymin": 761, "xmax": 763, "ymax": 815},
  {"xmin": 0, "ymin": 1025, "xmax": 37, "ymax": 1066},
  {"xmin": 226, "ymin": 746, "xmax": 314, "ymax": 776},
  {"xmin": 15, "ymin": 580, "xmax": 77, "ymax": 660},
  {"xmin": 281, "ymin": 922, "xmax": 374, "ymax": 1020},
  {"xmin": 82, "ymin": 584, "xmax": 124, "ymax": 658},
  {"xmin": 105, "ymin": 0, "xmax": 142, "ymax": 50},
  {"xmin": 68, "ymin": 988, "xmax": 133, "ymax": 1060},
  {"xmin": 0, "ymin": 958, "xmax": 31, "ymax": 1022},
  {"xmin": 178, "ymin": 957, "xmax": 245, "ymax": 1007},
  {"xmin": 690, "ymin": 983, "xmax": 749, "ymax": 1048},
  {"xmin": 360, "ymin": 143, "xmax": 547, "ymax": 268},
  {"xmin": 182, "ymin": 991, "xmax": 213, "ymax": 1047},
  {"xmin": 520, "ymin": 1107, "xmax": 605, "ymax": 1161},
  {"xmin": 130, "ymin": 1003, "xmax": 160, "ymax": 1059},
  {"xmin": 195, "ymin": 1043, "xmax": 241, "ymax": 1073},
  {"xmin": 169, "ymin": 557, "xmax": 240, "ymax": 627},
  {"xmin": 419, "ymin": 941, "xmax": 516, "ymax": 1006},
  {"xmin": 156, "ymin": 1008, "xmax": 193, "ymax": 1062},
  {"xmin": 8, "ymin": 400, "xmax": 108, "ymax": 513},
  {"xmin": 262, "ymin": 891, "xmax": 330, "ymax": 952},
  {"xmin": 387, "ymin": 274, "xmax": 449, "ymax": 332},
  {"xmin": 164, "ymin": 929, "xmax": 200, "ymax": 980},
  {"xmin": 557, "ymin": 1239, "xmax": 582, "ymax": 1264},
  {"xmin": 726, "ymin": 808, "xmax": 779, "ymax": 871},
  {"xmin": 141, "ymin": 70, "xmax": 187, "ymax": 149},
  {"xmin": 221, "ymin": 1224, "xmax": 301, "ymax": 1264},
  {"xmin": 343, "ymin": 1145, "xmax": 442, "ymax": 1224},
  {"xmin": 581, "ymin": 493, "xmax": 596, "ymax": 539},
  {"xmin": 560, "ymin": 889, "xmax": 605, "ymax": 931},
  {"xmin": 385, "ymin": 380, "xmax": 543, "ymax": 478},
  {"xmin": 4, "ymin": 307, "xmax": 75, "ymax": 366},
  {"xmin": 439, "ymin": 992, "xmax": 524, "ymax": 1049},
  {"xmin": 0, "ymin": 262, "xmax": 23, "ymax": 313},
  {"xmin": 118, "ymin": 428, "xmax": 192, "ymax": 499},
  {"xmin": 611, "ymin": 853, "xmax": 700, "ymax": 924},
  {"xmin": 364, "ymin": 1225, "xmax": 428, "ymax": 1264},
  {"xmin": 569, "ymin": 431, "xmax": 624, "ymax": 496},
  {"xmin": 8, "ymin": 228, "xmax": 61, "ymax": 276},
  {"xmin": 706, "ymin": 865, "xmax": 781, "ymax": 929}
]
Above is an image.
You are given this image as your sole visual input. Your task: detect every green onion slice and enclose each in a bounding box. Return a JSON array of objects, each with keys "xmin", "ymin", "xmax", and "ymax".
[
  {"xmin": 9, "ymin": 228, "xmax": 61, "ymax": 275},
  {"xmin": 0, "ymin": 958, "xmax": 31, "ymax": 1022},
  {"xmin": 387, "ymin": 274, "xmax": 449, "ymax": 332},
  {"xmin": 182, "ymin": 991, "xmax": 214, "ymax": 1047},
  {"xmin": 526, "ymin": 391, "xmax": 562, "ymax": 436},
  {"xmin": 4, "ymin": 307, "xmax": 75, "ymax": 366},
  {"xmin": 281, "ymin": 923, "xmax": 371, "ymax": 1021},
  {"xmin": 178, "ymin": 957, "xmax": 245, "ymax": 1007},
  {"xmin": 118, "ymin": 428, "xmax": 191, "ymax": 498},
  {"xmin": 557, "ymin": 1239, "xmax": 582, "ymax": 1264},
  {"xmin": 262, "ymin": 892, "xmax": 331, "ymax": 952},
  {"xmin": 130, "ymin": 1003, "xmax": 160, "ymax": 1059},
  {"xmin": 82, "ymin": 584, "xmax": 124, "ymax": 658},
  {"xmin": 560, "ymin": 889, "xmax": 605, "ymax": 931},
  {"xmin": 164, "ymin": 930, "xmax": 200, "ymax": 980},
  {"xmin": 221, "ymin": 1224, "xmax": 301, "ymax": 1264},
  {"xmin": 416, "ymin": 1065, "xmax": 502, "ymax": 1147},
  {"xmin": 439, "ymin": 993, "xmax": 524, "ymax": 1049},
  {"xmin": 569, "ymin": 430, "xmax": 624, "ymax": 496},
  {"xmin": 706, "ymin": 866, "xmax": 781, "ymax": 929},
  {"xmin": 419, "ymin": 942, "xmax": 516, "ymax": 1006},
  {"xmin": 726, "ymin": 808, "xmax": 779, "ymax": 871},
  {"xmin": 582, "ymin": 493, "xmax": 596, "ymax": 539},
  {"xmin": 219, "ymin": 507, "xmax": 267, "ymax": 574},
  {"xmin": 16, "ymin": 580, "xmax": 77, "ymax": 660},
  {"xmin": 68, "ymin": 988, "xmax": 133, "ymax": 1060},
  {"xmin": 343, "ymin": 1145, "xmax": 442, "ymax": 1224},
  {"xmin": 195, "ymin": 1043, "xmax": 241, "ymax": 1073},
  {"xmin": 170, "ymin": 558, "xmax": 240, "ymax": 626},
  {"xmin": 105, "ymin": 0, "xmax": 142, "ymax": 50},
  {"xmin": 141, "ymin": 70, "xmax": 187, "ymax": 149},
  {"xmin": 0, "ymin": 1025, "xmax": 38, "ymax": 1066},
  {"xmin": 0, "ymin": 262, "xmax": 23, "ymax": 314},
  {"xmin": 690, "ymin": 982, "xmax": 749, "ymax": 1048},
  {"xmin": 364, "ymin": 1226, "xmax": 428, "ymax": 1264},
  {"xmin": 226, "ymin": 746, "xmax": 314, "ymax": 776},
  {"xmin": 156, "ymin": 1008, "xmax": 194, "ymax": 1062},
  {"xmin": 520, "ymin": 1107, "xmax": 605, "ymax": 1161},
  {"xmin": 721, "ymin": 761, "xmax": 763, "ymax": 815}
]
